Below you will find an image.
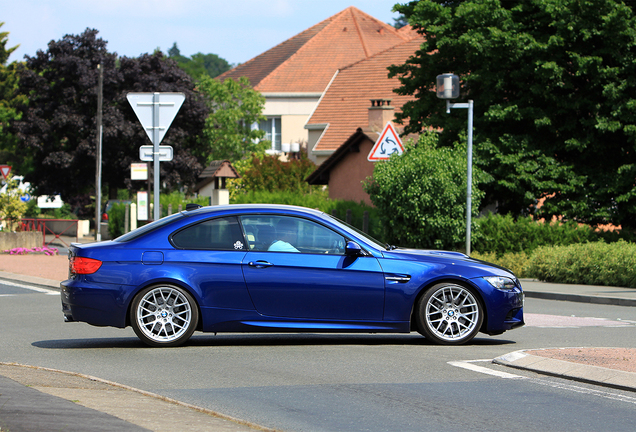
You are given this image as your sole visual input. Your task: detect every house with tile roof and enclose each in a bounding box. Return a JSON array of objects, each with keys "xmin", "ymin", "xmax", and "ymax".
[
  {"xmin": 217, "ymin": 6, "xmax": 414, "ymax": 155},
  {"xmin": 304, "ymin": 36, "xmax": 423, "ymax": 205}
]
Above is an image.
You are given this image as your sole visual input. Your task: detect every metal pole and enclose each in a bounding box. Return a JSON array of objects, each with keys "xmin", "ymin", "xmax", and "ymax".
[
  {"xmin": 152, "ymin": 93, "xmax": 160, "ymax": 221},
  {"xmin": 466, "ymin": 100, "xmax": 473, "ymax": 256},
  {"xmin": 445, "ymin": 99, "xmax": 474, "ymax": 256},
  {"xmin": 95, "ymin": 64, "xmax": 103, "ymax": 241}
]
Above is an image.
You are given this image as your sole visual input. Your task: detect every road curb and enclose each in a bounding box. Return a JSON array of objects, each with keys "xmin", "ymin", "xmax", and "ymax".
[
  {"xmin": 0, "ymin": 362, "xmax": 274, "ymax": 432},
  {"xmin": 523, "ymin": 290, "xmax": 636, "ymax": 307},
  {"xmin": 0, "ymin": 270, "xmax": 61, "ymax": 291},
  {"xmin": 494, "ymin": 349, "xmax": 636, "ymax": 393}
]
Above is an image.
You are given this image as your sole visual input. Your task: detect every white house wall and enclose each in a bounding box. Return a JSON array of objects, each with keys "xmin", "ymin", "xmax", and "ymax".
[{"xmin": 263, "ymin": 93, "xmax": 321, "ymax": 151}]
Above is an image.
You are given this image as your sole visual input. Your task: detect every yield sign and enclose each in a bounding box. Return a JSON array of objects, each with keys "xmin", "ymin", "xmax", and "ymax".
[
  {"xmin": 367, "ymin": 122, "xmax": 405, "ymax": 161},
  {"xmin": 126, "ymin": 92, "xmax": 185, "ymax": 145},
  {"xmin": 0, "ymin": 165, "xmax": 11, "ymax": 179}
]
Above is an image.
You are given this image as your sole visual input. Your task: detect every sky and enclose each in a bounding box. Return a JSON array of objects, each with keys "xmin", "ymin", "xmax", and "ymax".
[{"xmin": 2, "ymin": 0, "xmax": 403, "ymax": 66}]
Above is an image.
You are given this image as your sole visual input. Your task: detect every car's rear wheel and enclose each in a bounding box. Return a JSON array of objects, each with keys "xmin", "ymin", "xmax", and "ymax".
[
  {"xmin": 130, "ymin": 284, "xmax": 198, "ymax": 347},
  {"xmin": 415, "ymin": 282, "xmax": 483, "ymax": 345}
]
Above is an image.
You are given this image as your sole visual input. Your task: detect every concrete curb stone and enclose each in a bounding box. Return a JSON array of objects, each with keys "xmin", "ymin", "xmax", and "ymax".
[{"xmin": 494, "ymin": 350, "xmax": 636, "ymax": 393}]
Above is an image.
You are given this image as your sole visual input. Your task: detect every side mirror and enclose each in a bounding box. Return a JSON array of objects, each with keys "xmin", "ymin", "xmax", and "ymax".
[{"xmin": 345, "ymin": 241, "xmax": 365, "ymax": 257}]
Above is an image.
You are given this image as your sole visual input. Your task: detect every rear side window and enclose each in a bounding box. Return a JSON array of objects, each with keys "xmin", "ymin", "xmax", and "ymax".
[
  {"xmin": 171, "ymin": 216, "xmax": 246, "ymax": 250},
  {"xmin": 115, "ymin": 213, "xmax": 186, "ymax": 242}
]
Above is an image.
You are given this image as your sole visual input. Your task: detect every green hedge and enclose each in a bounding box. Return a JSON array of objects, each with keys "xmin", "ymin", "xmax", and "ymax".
[
  {"xmin": 473, "ymin": 242, "xmax": 636, "ymax": 288},
  {"xmin": 473, "ymin": 213, "xmax": 634, "ymax": 256},
  {"xmin": 525, "ymin": 240, "xmax": 636, "ymax": 287},
  {"xmin": 470, "ymin": 251, "xmax": 531, "ymax": 278}
]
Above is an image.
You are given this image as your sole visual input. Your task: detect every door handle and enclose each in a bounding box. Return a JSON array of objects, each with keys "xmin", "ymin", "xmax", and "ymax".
[
  {"xmin": 385, "ymin": 275, "xmax": 411, "ymax": 282},
  {"xmin": 248, "ymin": 260, "xmax": 273, "ymax": 268}
]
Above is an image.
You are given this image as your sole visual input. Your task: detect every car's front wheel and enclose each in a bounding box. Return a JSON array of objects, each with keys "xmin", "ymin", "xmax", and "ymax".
[
  {"xmin": 415, "ymin": 282, "xmax": 483, "ymax": 345},
  {"xmin": 130, "ymin": 284, "xmax": 199, "ymax": 347}
]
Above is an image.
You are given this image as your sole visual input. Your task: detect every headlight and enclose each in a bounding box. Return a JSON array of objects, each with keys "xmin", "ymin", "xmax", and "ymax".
[{"xmin": 483, "ymin": 276, "xmax": 517, "ymax": 291}]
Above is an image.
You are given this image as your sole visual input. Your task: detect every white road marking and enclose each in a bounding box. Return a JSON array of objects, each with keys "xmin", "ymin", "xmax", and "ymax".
[
  {"xmin": 0, "ymin": 280, "xmax": 59, "ymax": 295},
  {"xmin": 449, "ymin": 359, "xmax": 636, "ymax": 405},
  {"xmin": 448, "ymin": 359, "xmax": 526, "ymax": 379}
]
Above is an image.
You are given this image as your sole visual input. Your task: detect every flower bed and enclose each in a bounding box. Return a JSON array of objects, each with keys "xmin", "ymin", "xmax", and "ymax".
[{"xmin": 3, "ymin": 246, "xmax": 59, "ymax": 256}]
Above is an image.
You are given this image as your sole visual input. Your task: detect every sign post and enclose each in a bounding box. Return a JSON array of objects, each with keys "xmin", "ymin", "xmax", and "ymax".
[{"xmin": 127, "ymin": 92, "xmax": 185, "ymax": 221}]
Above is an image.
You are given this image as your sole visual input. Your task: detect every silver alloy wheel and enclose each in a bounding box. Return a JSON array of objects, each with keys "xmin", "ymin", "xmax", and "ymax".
[
  {"xmin": 135, "ymin": 286, "xmax": 193, "ymax": 343},
  {"xmin": 424, "ymin": 284, "xmax": 480, "ymax": 342}
]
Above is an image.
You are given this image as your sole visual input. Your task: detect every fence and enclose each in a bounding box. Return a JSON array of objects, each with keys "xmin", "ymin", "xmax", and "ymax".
[{"xmin": 20, "ymin": 218, "xmax": 80, "ymax": 248}]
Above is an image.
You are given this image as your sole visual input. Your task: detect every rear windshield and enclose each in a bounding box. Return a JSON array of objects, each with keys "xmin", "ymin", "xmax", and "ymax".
[{"xmin": 115, "ymin": 212, "xmax": 187, "ymax": 242}]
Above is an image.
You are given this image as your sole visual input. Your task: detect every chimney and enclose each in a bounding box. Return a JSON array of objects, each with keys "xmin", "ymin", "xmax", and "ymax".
[{"xmin": 368, "ymin": 99, "xmax": 394, "ymax": 133}]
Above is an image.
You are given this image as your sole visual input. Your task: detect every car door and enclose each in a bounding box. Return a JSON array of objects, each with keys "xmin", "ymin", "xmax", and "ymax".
[
  {"xmin": 169, "ymin": 216, "xmax": 253, "ymax": 310},
  {"xmin": 240, "ymin": 215, "xmax": 385, "ymax": 320}
]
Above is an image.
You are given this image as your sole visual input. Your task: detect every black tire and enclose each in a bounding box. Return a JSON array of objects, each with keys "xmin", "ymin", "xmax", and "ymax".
[
  {"xmin": 415, "ymin": 282, "xmax": 483, "ymax": 345},
  {"xmin": 130, "ymin": 284, "xmax": 199, "ymax": 347}
]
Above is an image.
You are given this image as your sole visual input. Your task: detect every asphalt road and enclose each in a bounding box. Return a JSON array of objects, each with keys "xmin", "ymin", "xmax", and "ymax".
[{"xmin": 2, "ymin": 279, "xmax": 636, "ymax": 432}]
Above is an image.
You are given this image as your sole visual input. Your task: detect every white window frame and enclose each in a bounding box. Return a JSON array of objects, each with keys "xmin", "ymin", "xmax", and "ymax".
[{"xmin": 258, "ymin": 117, "xmax": 282, "ymax": 153}]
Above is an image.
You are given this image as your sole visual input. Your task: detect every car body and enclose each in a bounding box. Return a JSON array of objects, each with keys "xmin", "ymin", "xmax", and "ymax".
[{"xmin": 61, "ymin": 204, "xmax": 524, "ymax": 347}]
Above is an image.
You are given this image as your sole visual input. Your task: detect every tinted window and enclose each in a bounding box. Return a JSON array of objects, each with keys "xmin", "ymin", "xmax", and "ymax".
[
  {"xmin": 239, "ymin": 215, "xmax": 346, "ymax": 254},
  {"xmin": 172, "ymin": 217, "xmax": 246, "ymax": 250},
  {"xmin": 116, "ymin": 213, "xmax": 186, "ymax": 242}
]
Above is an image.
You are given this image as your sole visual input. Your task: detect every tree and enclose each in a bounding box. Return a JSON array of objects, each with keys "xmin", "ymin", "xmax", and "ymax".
[
  {"xmin": 390, "ymin": 0, "xmax": 636, "ymax": 229},
  {"xmin": 197, "ymin": 76, "xmax": 267, "ymax": 162},
  {"xmin": 364, "ymin": 131, "xmax": 487, "ymax": 250},
  {"xmin": 0, "ymin": 22, "xmax": 25, "ymax": 173},
  {"xmin": 167, "ymin": 42, "xmax": 232, "ymax": 80},
  {"xmin": 240, "ymin": 152, "xmax": 320, "ymax": 195},
  {"xmin": 13, "ymin": 28, "xmax": 119, "ymax": 206},
  {"xmin": 114, "ymin": 52, "xmax": 209, "ymax": 195},
  {"xmin": 0, "ymin": 174, "xmax": 27, "ymax": 231},
  {"xmin": 392, "ymin": 14, "xmax": 409, "ymax": 29},
  {"xmin": 13, "ymin": 29, "xmax": 209, "ymax": 214}
]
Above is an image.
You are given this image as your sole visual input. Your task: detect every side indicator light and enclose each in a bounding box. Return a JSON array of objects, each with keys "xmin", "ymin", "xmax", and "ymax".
[{"xmin": 70, "ymin": 256, "xmax": 103, "ymax": 274}]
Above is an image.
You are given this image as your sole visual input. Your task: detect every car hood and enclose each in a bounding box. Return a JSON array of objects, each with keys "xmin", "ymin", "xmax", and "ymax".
[
  {"xmin": 381, "ymin": 248, "xmax": 515, "ymax": 277},
  {"xmin": 382, "ymin": 248, "xmax": 468, "ymax": 260}
]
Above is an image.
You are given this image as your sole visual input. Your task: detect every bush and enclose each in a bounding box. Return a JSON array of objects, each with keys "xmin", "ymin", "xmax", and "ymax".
[
  {"xmin": 0, "ymin": 175, "xmax": 27, "ymax": 231},
  {"xmin": 474, "ymin": 213, "xmax": 597, "ymax": 255},
  {"xmin": 470, "ymin": 251, "xmax": 531, "ymax": 278},
  {"xmin": 473, "ymin": 213, "xmax": 636, "ymax": 256},
  {"xmin": 107, "ymin": 203, "xmax": 128, "ymax": 238},
  {"xmin": 525, "ymin": 240, "xmax": 636, "ymax": 287},
  {"xmin": 364, "ymin": 131, "xmax": 488, "ymax": 250},
  {"xmin": 160, "ymin": 192, "xmax": 208, "ymax": 217},
  {"xmin": 237, "ymin": 153, "xmax": 322, "ymax": 195}
]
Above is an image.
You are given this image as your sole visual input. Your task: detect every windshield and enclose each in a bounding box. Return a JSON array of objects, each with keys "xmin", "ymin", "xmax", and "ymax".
[
  {"xmin": 115, "ymin": 212, "xmax": 187, "ymax": 242},
  {"xmin": 327, "ymin": 214, "xmax": 387, "ymax": 250}
]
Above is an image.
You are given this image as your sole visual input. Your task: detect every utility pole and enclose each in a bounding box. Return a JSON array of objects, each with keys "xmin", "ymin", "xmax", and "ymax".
[{"xmin": 94, "ymin": 64, "xmax": 103, "ymax": 241}]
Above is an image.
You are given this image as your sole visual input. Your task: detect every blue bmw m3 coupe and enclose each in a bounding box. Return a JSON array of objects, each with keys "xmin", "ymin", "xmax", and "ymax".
[{"xmin": 61, "ymin": 204, "xmax": 524, "ymax": 347}]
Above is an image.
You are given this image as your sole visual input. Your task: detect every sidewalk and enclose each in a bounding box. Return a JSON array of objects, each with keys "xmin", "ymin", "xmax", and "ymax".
[{"xmin": 0, "ymin": 255, "xmax": 635, "ymax": 431}]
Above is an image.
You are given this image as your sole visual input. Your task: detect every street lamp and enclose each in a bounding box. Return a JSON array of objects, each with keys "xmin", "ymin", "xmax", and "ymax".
[{"xmin": 436, "ymin": 73, "xmax": 474, "ymax": 256}]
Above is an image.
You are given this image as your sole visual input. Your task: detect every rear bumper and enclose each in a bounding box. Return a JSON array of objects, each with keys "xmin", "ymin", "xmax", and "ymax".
[{"xmin": 60, "ymin": 279, "xmax": 128, "ymax": 328}]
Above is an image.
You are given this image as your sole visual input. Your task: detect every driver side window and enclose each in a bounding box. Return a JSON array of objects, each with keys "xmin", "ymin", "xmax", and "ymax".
[{"xmin": 239, "ymin": 216, "xmax": 346, "ymax": 254}]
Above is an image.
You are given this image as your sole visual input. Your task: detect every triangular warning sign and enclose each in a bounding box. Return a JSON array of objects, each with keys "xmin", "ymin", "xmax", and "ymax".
[
  {"xmin": 0, "ymin": 165, "xmax": 12, "ymax": 179},
  {"xmin": 367, "ymin": 122, "xmax": 405, "ymax": 161}
]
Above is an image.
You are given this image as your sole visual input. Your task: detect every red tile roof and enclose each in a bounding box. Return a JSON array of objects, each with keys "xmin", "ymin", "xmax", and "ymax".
[
  {"xmin": 217, "ymin": 7, "xmax": 413, "ymax": 93},
  {"xmin": 307, "ymin": 36, "xmax": 424, "ymax": 153}
]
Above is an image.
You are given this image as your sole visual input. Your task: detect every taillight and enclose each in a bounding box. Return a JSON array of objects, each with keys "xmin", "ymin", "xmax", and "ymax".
[{"xmin": 70, "ymin": 256, "xmax": 103, "ymax": 274}]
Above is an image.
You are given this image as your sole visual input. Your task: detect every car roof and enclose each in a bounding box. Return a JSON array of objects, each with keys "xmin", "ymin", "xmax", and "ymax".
[{"xmin": 184, "ymin": 204, "xmax": 327, "ymax": 218}]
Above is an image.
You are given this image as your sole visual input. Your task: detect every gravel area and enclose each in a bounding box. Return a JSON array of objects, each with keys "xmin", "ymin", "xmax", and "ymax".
[{"xmin": 530, "ymin": 348, "xmax": 636, "ymax": 373}]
